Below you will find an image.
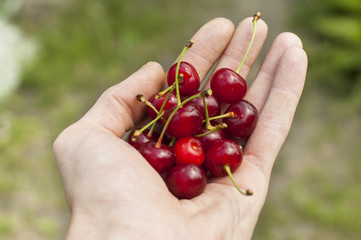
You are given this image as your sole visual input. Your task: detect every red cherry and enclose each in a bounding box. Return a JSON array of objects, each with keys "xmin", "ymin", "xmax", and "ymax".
[
  {"xmin": 223, "ymin": 100, "xmax": 258, "ymax": 138},
  {"xmin": 165, "ymin": 164, "xmax": 207, "ymax": 199},
  {"xmin": 210, "ymin": 68, "xmax": 247, "ymax": 104},
  {"xmin": 196, "ymin": 127, "xmax": 228, "ymax": 151},
  {"xmin": 146, "ymin": 92, "xmax": 178, "ymax": 120},
  {"xmin": 128, "ymin": 129, "xmax": 159, "ymax": 150},
  {"xmin": 204, "ymin": 139, "xmax": 243, "ymax": 177},
  {"xmin": 152, "ymin": 123, "xmax": 174, "ymax": 145},
  {"xmin": 139, "ymin": 142, "xmax": 175, "ymax": 174},
  {"xmin": 167, "ymin": 62, "xmax": 200, "ymax": 96},
  {"xmin": 189, "ymin": 92, "xmax": 221, "ymax": 118},
  {"xmin": 174, "ymin": 137, "xmax": 204, "ymax": 166},
  {"xmin": 162, "ymin": 103, "xmax": 203, "ymax": 139}
]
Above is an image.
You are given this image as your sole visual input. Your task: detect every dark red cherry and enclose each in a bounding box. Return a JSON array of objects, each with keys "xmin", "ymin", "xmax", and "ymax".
[
  {"xmin": 139, "ymin": 142, "xmax": 175, "ymax": 174},
  {"xmin": 162, "ymin": 103, "xmax": 203, "ymax": 139},
  {"xmin": 128, "ymin": 129, "xmax": 159, "ymax": 150},
  {"xmin": 196, "ymin": 127, "xmax": 228, "ymax": 151},
  {"xmin": 223, "ymin": 100, "xmax": 258, "ymax": 138},
  {"xmin": 146, "ymin": 92, "xmax": 178, "ymax": 120},
  {"xmin": 204, "ymin": 139, "xmax": 243, "ymax": 177},
  {"xmin": 189, "ymin": 92, "xmax": 221, "ymax": 118},
  {"xmin": 210, "ymin": 68, "xmax": 247, "ymax": 104},
  {"xmin": 174, "ymin": 137, "xmax": 204, "ymax": 166},
  {"xmin": 152, "ymin": 123, "xmax": 174, "ymax": 145},
  {"xmin": 167, "ymin": 62, "xmax": 200, "ymax": 96},
  {"xmin": 166, "ymin": 164, "xmax": 207, "ymax": 199}
]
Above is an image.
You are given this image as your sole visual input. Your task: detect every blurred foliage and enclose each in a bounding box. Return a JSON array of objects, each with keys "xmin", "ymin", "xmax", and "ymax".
[
  {"xmin": 255, "ymin": 93, "xmax": 361, "ymax": 239},
  {"xmin": 35, "ymin": 216, "xmax": 59, "ymax": 238},
  {"xmin": 15, "ymin": 0, "xmax": 189, "ymax": 107},
  {"xmin": 294, "ymin": 0, "xmax": 361, "ymax": 109},
  {"xmin": 0, "ymin": 214, "xmax": 15, "ymax": 237}
]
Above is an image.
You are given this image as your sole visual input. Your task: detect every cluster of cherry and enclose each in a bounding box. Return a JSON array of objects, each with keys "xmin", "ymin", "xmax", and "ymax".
[{"xmin": 128, "ymin": 13, "xmax": 260, "ymax": 199}]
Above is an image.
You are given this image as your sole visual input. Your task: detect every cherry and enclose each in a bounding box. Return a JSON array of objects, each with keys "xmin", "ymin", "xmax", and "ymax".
[
  {"xmin": 204, "ymin": 139, "xmax": 252, "ymax": 195},
  {"xmin": 139, "ymin": 142, "xmax": 175, "ymax": 174},
  {"xmin": 189, "ymin": 92, "xmax": 221, "ymax": 118},
  {"xmin": 128, "ymin": 129, "xmax": 159, "ymax": 150},
  {"xmin": 210, "ymin": 12, "xmax": 261, "ymax": 104},
  {"xmin": 149, "ymin": 123, "xmax": 173, "ymax": 145},
  {"xmin": 196, "ymin": 127, "xmax": 228, "ymax": 151},
  {"xmin": 204, "ymin": 139, "xmax": 243, "ymax": 177},
  {"xmin": 223, "ymin": 100, "xmax": 258, "ymax": 138},
  {"xmin": 166, "ymin": 163, "xmax": 207, "ymax": 199},
  {"xmin": 162, "ymin": 103, "xmax": 203, "ymax": 139},
  {"xmin": 174, "ymin": 137, "xmax": 204, "ymax": 166},
  {"xmin": 167, "ymin": 61, "xmax": 200, "ymax": 96},
  {"xmin": 146, "ymin": 92, "xmax": 178, "ymax": 120},
  {"xmin": 210, "ymin": 68, "xmax": 247, "ymax": 104}
]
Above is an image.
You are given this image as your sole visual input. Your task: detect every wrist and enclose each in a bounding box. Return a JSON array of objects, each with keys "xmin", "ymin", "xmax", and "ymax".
[
  {"xmin": 66, "ymin": 207, "xmax": 146, "ymax": 240},
  {"xmin": 66, "ymin": 209, "xmax": 105, "ymax": 240}
]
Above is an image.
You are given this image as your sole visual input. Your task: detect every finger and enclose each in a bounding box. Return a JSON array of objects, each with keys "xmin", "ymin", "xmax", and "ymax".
[
  {"xmin": 244, "ymin": 32, "xmax": 303, "ymax": 112},
  {"xmin": 244, "ymin": 47, "xmax": 308, "ymax": 180},
  {"xmin": 172, "ymin": 18, "xmax": 234, "ymax": 81},
  {"xmin": 79, "ymin": 61, "xmax": 165, "ymax": 137},
  {"xmin": 203, "ymin": 17, "xmax": 268, "ymax": 89}
]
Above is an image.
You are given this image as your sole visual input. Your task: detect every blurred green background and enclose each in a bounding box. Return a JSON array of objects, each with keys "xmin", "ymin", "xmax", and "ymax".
[{"xmin": 0, "ymin": 0, "xmax": 360, "ymax": 239}]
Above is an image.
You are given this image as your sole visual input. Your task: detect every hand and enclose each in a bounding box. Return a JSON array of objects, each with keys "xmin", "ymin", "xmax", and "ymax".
[{"xmin": 53, "ymin": 17, "xmax": 307, "ymax": 240}]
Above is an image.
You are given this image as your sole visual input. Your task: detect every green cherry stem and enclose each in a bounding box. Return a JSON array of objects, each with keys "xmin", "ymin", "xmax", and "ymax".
[
  {"xmin": 148, "ymin": 89, "xmax": 174, "ymax": 135},
  {"xmin": 168, "ymin": 137, "xmax": 176, "ymax": 147},
  {"xmin": 148, "ymin": 76, "xmax": 184, "ymax": 136},
  {"xmin": 236, "ymin": 12, "xmax": 261, "ymax": 74},
  {"xmin": 151, "ymin": 40, "xmax": 193, "ymax": 136},
  {"xmin": 136, "ymin": 94, "xmax": 159, "ymax": 115},
  {"xmin": 131, "ymin": 111, "xmax": 165, "ymax": 142},
  {"xmin": 204, "ymin": 112, "xmax": 235, "ymax": 123},
  {"xmin": 201, "ymin": 91, "xmax": 213, "ymax": 130},
  {"xmin": 155, "ymin": 89, "xmax": 211, "ymax": 148},
  {"xmin": 194, "ymin": 123, "xmax": 227, "ymax": 138},
  {"xmin": 224, "ymin": 164, "xmax": 253, "ymax": 196},
  {"xmin": 156, "ymin": 76, "xmax": 184, "ymax": 99},
  {"xmin": 175, "ymin": 40, "xmax": 194, "ymax": 106},
  {"xmin": 156, "ymin": 86, "xmax": 173, "ymax": 99}
]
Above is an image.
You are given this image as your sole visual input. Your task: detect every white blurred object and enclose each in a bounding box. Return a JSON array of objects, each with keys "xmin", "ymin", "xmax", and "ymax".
[{"xmin": 0, "ymin": 0, "xmax": 36, "ymax": 100}]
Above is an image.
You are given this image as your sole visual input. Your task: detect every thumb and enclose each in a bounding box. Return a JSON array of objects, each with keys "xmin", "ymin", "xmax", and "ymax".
[{"xmin": 80, "ymin": 61, "xmax": 165, "ymax": 137}]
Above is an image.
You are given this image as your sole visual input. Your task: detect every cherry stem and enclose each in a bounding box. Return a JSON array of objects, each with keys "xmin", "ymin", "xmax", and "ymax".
[
  {"xmin": 157, "ymin": 77, "xmax": 184, "ymax": 99},
  {"xmin": 131, "ymin": 111, "xmax": 164, "ymax": 141},
  {"xmin": 155, "ymin": 89, "xmax": 211, "ymax": 148},
  {"xmin": 147, "ymin": 119, "xmax": 157, "ymax": 138},
  {"xmin": 175, "ymin": 40, "xmax": 194, "ymax": 106},
  {"xmin": 157, "ymin": 86, "xmax": 173, "ymax": 99},
  {"xmin": 136, "ymin": 94, "xmax": 158, "ymax": 115},
  {"xmin": 224, "ymin": 164, "xmax": 253, "ymax": 196},
  {"xmin": 149, "ymin": 89, "xmax": 175, "ymax": 135},
  {"xmin": 205, "ymin": 112, "xmax": 235, "ymax": 123},
  {"xmin": 236, "ymin": 12, "xmax": 261, "ymax": 74},
  {"xmin": 193, "ymin": 123, "xmax": 227, "ymax": 138},
  {"xmin": 168, "ymin": 137, "xmax": 176, "ymax": 147},
  {"xmin": 201, "ymin": 91, "xmax": 213, "ymax": 130}
]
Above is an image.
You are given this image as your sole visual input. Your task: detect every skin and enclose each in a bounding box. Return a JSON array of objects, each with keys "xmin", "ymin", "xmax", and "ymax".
[{"xmin": 53, "ymin": 17, "xmax": 307, "ymax": 240}]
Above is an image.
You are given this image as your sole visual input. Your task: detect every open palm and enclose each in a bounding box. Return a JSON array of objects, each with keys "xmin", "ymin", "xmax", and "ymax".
[{"xmin": 53, "ymin": 17, "xmax": 307, "ymax": 240}]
